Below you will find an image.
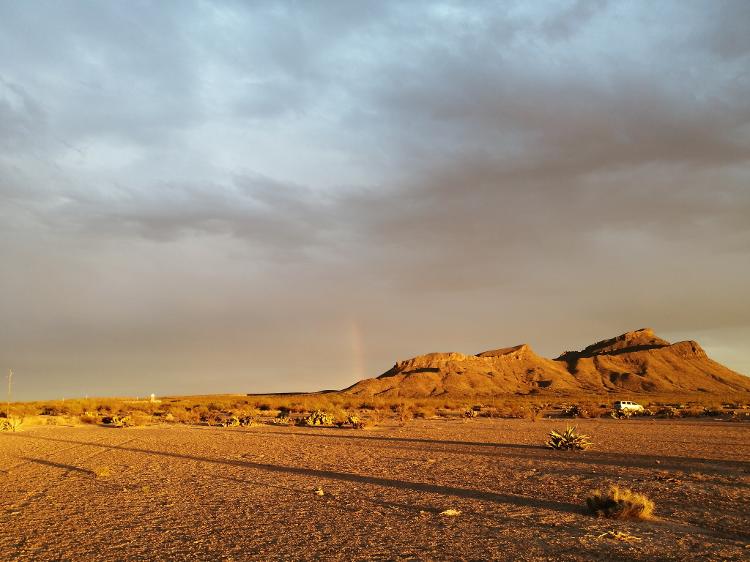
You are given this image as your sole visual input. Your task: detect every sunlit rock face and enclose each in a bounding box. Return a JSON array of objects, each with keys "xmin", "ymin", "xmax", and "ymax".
[{"xmin": 344, "ymin": 329, "xmax": 750, "ymax": 398}]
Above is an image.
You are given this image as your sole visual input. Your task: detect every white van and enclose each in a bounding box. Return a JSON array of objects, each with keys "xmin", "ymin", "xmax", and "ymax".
[{"xmin": 613, "ymin": 400, "xmax": 644, "ymax": 413}]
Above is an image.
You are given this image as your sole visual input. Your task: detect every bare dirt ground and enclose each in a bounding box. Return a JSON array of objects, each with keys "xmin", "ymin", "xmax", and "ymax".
[{"xmin": 0, "ymin": 418, "xmax": 748, "ymax": 561}]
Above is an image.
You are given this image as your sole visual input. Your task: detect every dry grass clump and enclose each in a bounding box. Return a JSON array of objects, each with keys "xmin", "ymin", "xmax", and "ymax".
[
  {"xmin": 586, "ymin": 485, "xmax": 655, "ymax": 520},
  {"xmin": 92, "ymin": 466, "xmax": 113, "ymax": 478},
  {"xmin": 546, "ymin": 426, "xmax": 592, "ymax": 450}
]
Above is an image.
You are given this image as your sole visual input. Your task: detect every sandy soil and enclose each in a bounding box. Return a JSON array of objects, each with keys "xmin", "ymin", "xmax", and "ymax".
[{"xmin": 0, "ymin": 418, "xmax": 748, "ymax": 561}]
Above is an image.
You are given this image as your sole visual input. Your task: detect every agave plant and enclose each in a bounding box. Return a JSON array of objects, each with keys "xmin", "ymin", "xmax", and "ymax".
[{"xmin": 546, "ymin": 425, "xmax": 592, "ymax": 450}]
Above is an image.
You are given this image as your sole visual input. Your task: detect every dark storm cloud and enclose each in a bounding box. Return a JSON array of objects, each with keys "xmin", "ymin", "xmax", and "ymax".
[{"xmin": 1, "ymin": 1, "xmax": 749, "ymax": 399}]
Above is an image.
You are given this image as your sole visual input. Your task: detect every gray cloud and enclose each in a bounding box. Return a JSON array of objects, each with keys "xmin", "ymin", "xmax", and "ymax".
[{"xmin": 1, "ymin": 1, "xmax": 748, "ymax": 399}]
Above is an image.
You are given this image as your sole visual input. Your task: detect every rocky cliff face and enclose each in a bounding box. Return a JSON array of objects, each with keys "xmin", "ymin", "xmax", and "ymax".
[{"xmin": 342, "ymin": 329, "xmax": 750, "ymax": 397}]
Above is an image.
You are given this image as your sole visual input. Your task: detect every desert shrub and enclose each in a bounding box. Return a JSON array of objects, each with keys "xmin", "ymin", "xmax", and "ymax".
[
  {"xmin": 0, "ymin": 417, "xmax": 23, "ymax": 432},
  {"xmin": 40, "ymin": 404, "xmax": 62, "ymax": 416},
  {"xmin": 546, "ymin": 426, "xmax": 592, "ymax": 450},
  {"xmin": 270, "ymin": 415, "xmax": 294, "ymax": 425},
  {"xmin": 219, "ymin": 415, "xmax": 241, "ymax": 427},
  {"xmin": 365, "ymin": 409, "xmax": 385, "ymax": 425},
  {"xmin": 346, "ymin": 414, "xmax": 366, "ymax": 429},
  {"xmin": 586, "ymin": 485, "xmax": 655, "ymax": 520},
  {"xmin": 656, "ymin": 406, "xmax": 680, "ymax": 418},
  {"xmin": 611, "ymin": 409, "xmax": 632, "ymax": 419},
  {"xmin": 80, "ymin": 412, "xmax": 98, "ymax": 424},
  {"xmin": 678, "ymin": 406, "xmax": 702, "ymax": 417},
  {"xmin": 168, "ymin": 407, "xmax": 199, "ymax": 424},
  {"xmin": 301, "ymin": 410, "xmax": 335, "ymax": 426},
  {"xmin": 526, "ymin": 406, "xmax": 544, "ymax": 422},
  {"xmin": 198, "ymin": 409, "xmax": 224, "ymax": 425},
  {"xmin": 412, "ymin": 406, "xmax": 434, "ymax": 419},
  {"xmin": 216, "ymin": 414, "xmax": 253, "ymax": 427},
  {"xmin": 293, "ymin": 402, "xmax": 309, "ymax": 413},
  {"xmin": 396, "ymin": 403, "xmax": 413, "ymax": 424},
  {"xmin": 101, "ymin": 415, "xmax": 132, "ymax": 428},
  {"xmin": 562, "ymin": 404, "xmax": 589, "ymax": 418},
  {"xmin": 126, "ymin": 411, "xmax": 153, "ymax": 426}
]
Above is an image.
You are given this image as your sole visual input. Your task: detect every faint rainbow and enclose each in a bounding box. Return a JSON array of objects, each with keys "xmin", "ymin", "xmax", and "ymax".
[{"xmin": 349, "ymin": 320, "xmax": 366, "ymax": 381}]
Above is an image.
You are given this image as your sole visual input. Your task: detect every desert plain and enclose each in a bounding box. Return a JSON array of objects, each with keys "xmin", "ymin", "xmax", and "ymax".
[{"xmin": 1, "ymin": 416, "xmax": 748, "ymax": 561}]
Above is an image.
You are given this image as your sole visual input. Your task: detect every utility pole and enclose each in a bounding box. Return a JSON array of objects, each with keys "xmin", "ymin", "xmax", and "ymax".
[{"xmin": 6, "ymin": 369, "xmax": 12, "ymax": 418}]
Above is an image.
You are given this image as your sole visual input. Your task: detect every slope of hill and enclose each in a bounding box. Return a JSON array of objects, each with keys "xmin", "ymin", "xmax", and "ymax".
[{"xmin": 343, "ymin": 328, "xmax": 750, "ymax": 397}]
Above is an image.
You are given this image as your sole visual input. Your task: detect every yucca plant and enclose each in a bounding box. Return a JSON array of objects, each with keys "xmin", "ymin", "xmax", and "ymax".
[
  {"xmin": 546, "ymin": 425, "xmax": 592, "ymax": 450},
  {"xmin": 586, "ymin": 485, "xmax": 655, "ymax": 520}
]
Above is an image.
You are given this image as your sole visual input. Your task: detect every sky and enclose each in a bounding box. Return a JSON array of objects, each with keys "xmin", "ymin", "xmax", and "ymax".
[{"xmin": 1, "ymin": 0, "xmax": 749, "ymax": 401}]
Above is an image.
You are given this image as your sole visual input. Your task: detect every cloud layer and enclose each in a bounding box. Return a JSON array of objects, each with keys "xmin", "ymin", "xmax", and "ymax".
[{"xmin": 1, "ymin": 1, "xmax": 749, "ymax": 399}]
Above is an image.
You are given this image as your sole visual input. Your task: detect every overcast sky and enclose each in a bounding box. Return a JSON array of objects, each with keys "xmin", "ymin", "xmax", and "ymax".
[{"xmin": 1, "ymin": 0, "xmax": 749, "ymax": 400}]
